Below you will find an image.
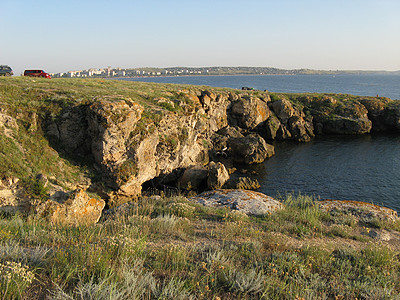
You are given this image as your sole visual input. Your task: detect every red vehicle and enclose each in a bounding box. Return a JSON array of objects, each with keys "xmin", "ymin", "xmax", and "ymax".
[{"xmin": 24, "ymin": 69, "xmax": 51, "ymax": 79}]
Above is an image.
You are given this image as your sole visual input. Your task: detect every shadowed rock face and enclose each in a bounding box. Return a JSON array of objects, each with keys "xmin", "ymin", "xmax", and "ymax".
[{"xmin": 189, "ymin": 189, "xmax": 284, "ymax": 216}]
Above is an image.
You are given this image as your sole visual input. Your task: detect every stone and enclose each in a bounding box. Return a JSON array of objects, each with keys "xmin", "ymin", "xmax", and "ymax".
[
  {"xmin": 189, "ymin": 189, "xmax": 284, "ymax": 216},
  {"xmin": 207, "ymin": 162, "xmax": 230, "ymax": 189},
  {"xmin": 264, "ymin": 115, "xmax": 281, "ymax": 140},
  {"xmin": 318, "ymin": 199, "xmax": 399, "ymax": 222},
  {"xmin": 0, "ymin": 177, "xmax": 30, "ymax": 214},
  {"xmin": 287, "ymin": 116, "xmax": 314, "ymax": 142},
  {"xmin": 229, "ymin": 133, "xmax": 275, "ymax": 164},
  {"xmin": 230, "ymin": 96, "xmax": 270, "ymax": 129},
  {"xmin": 37, "ymin": 189, "xmax": 105, "ymax": 226},
  {"xmin": 270, "ymin": 99, "xmax": 296, "ymax": 124}
]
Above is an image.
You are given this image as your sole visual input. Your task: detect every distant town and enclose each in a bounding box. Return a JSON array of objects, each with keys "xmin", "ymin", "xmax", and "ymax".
[{"xmin": 51, "ymin": 66, "xmax": 400, "ymax": 78}]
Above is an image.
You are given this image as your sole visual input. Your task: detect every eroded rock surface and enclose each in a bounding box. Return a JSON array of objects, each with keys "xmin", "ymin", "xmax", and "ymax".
[
  {"xmin": 37, "ymin": 189, "xmax": 105, "ymax": 226},
  {"xmin": 189, "ymin": 189, "xmax": 284, "ymax": 216},
  {"xmin": 0, "ymin": 177, "xmax": 29, "ymax": 214}
]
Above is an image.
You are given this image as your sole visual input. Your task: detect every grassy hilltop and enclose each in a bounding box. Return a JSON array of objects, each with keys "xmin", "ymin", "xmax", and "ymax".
[{"xmin": 1, "ymin": 77, "xmax": 400, "ymax": 299}]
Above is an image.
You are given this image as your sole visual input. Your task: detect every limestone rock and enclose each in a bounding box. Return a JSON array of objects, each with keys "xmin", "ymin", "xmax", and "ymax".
[
  {"xmin": 264, "ymin": 115, "xmax": 281, "ymax": 140},
  {"xmin": 270, "ymin": 99, "xmax": 296, "ymax": 124},
  {"xmin": 229, "ymin": 133, "xmax": 275, "ymax": 164},
  {"xmin": 37, "ymin": 189, "xmax": 105, "ymax": 226},
  {"xmin": 207, "ymin": 162, "xmax": 230, "ymax": 189},
  {"xmin": 287, "ymin": 116, "xmax": 315, "ymax": 142},
  {"xmin": 318, "ymin": 199, "xmax": 399, "ymax": 222},
  {"xmin": 0, "ymin": 109, "xmax": 19, "ymax": 138},
  {"xmin": 0, "ymin": 177, "xmax": 30, "ymax": 214},
  {"xmin": 230, "ymin": 96, "xmax": 270, "ymax": 129},
  {"xmin": 189, "ymin": 189, "xmax": 284, "ymax": 216},
  {"xmin": 88, "ymin": 99, "xmax": 144, "ymax": 167}
]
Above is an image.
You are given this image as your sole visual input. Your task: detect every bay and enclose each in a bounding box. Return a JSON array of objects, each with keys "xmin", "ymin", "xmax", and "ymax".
[
  {"xmin": 121, "ymin": 74, "xmax": 400, "ymax": 211},
  {"xmin": 121, "ymin": 74, "xmax": 400, "ymax": 100}
]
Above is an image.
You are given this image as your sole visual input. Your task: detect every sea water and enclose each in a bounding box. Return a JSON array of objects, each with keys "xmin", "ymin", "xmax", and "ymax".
[{"xmin": 122, "ymin": 74, "xmax": 400, "ymax": 211}]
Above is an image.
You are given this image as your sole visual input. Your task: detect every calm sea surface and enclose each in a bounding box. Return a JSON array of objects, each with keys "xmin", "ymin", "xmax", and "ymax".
[
  {"xmin": 122, "ymin": 74, "xmax": 400, "ymax": 100},
  {"xmin": 121, "ymin": 75, "xmax": 400, "ymax": 211}
]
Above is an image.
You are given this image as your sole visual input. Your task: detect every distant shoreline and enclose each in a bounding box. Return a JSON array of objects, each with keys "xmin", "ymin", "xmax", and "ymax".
[{"xmin": 112, "ymin": 72, "xmax": 400, "ymax": 81}]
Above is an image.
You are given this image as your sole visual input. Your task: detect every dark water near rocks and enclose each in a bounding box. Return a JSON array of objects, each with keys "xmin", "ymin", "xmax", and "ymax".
[
  {"xmin": 122, "ymin": 75, "xmax": 400, "ymax": 211},
  {"xmin": 246, "ymin": 135, "xmax": 400, "ymax": 212}
]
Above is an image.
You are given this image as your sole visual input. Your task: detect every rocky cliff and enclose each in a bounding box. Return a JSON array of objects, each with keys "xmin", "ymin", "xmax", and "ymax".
[
  {"xmin": 43, "ymin": 89, "xmax": 400, "ymax": 206},
  {"xmin": 1, "ymin": 78, "xmax": 400, "ymax": 208}
]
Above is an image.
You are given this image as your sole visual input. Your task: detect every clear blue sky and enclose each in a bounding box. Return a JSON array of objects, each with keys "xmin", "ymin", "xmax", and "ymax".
[{"xmin": 1, "ymin": 0, "xmax": 400, "ymax": 75}]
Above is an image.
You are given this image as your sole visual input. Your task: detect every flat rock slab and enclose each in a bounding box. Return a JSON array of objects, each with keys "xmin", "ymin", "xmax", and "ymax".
[
  {"xmin": 318, "ymin": 199, "xmax": 399, "ymax": 222},
  {"xmin": 189, "ymin": 189, "xmax": 284, "ymax": 216}
]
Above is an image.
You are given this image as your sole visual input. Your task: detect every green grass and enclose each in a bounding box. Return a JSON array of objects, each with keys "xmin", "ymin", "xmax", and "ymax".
[{"xmin": 0, "ymin": 194, "xmax": 399, "ymax": 299}]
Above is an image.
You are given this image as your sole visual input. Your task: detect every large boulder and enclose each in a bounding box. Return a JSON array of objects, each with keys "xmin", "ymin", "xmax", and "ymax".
[
  {"xmin": 230, "ymin": 96, "xmax": 270, "ymax": 129},
  {"xmin": 287, "ymin": 116, "xmax": 315, "ymax": 142},
  {"xmin": 207, "ymin": 162, "xmax": 230, "ymax": 189},
  {"xmin": 37, "ymin": 189, "xmax": 105, "ymax": 226},
  {"xmin": 263, "ymin": 115, "xmax": 281, "ymax": 140},
  {"xmin": 229, "ymin": 133, "xmax": 275, "ymax": 164},
  {"xmin": 189, "ymin": 189, "xmax": 284, "ymax": 216},
  {"xmin": 268, "ymin": 99, "xmax": 314, "ymax": 142},
  {"xmin": 270, "ymin": 99, "xmax": 296, "ymax": 124}
]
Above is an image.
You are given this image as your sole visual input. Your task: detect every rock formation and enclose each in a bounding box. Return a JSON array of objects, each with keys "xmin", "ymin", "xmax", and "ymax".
[
  {"xmin": 39, "ymin": 89, "xmax": 400, "ymax": 206},
  {"xmin": 36, "ymin": 189, "xmax": 105, "ymax": 226},
  {"xmin": 189, "ymin": 189, "xmax": 284, "ymax": 216}
]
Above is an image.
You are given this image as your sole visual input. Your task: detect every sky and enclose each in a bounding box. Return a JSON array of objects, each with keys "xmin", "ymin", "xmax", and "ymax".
[{"xmin": 1, "ymin": 0, "xmax": 400, "ymax": 75}]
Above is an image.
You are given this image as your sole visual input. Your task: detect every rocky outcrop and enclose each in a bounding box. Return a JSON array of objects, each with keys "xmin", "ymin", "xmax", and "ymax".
[
  {"xmin": 207, "ymin": 162, "xmax": 230, "ymax": 189},
  {"xmin": 313, "ymin": 101, "xmax": 372, "ymax": 135},
  {"xmin": 36, "ymin": 189, "xmax": 105, "ymax": 226},
  {"xmin": 229, "ymin": 95, "xmax": 270, "ymax": 129},
  {"xmin": 0, "ymin": 177, "xmax": 30, "ymax": 214},
  {"xmin": 40, "ymin": 88, "xmax": 400, "ymax": 205},
  {"xmin": 267, "ymin": 99, "xmax": 314, "ymax": 142},
  {"xmin": 189, "ymin": 189, "xmax": 284, "ymax": 216},
  {"xmin": 318, "ymin": 199, "xmax": 399, "ymax": 222},
  {"xmin": 229, "ymin": 134, "xmax": 275, "ymax": 164}
]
